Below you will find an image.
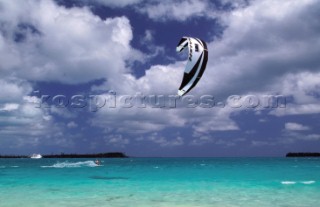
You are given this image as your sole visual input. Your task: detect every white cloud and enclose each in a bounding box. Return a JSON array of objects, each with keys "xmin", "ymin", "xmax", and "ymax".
[
  {"xmin": 271, "ymin": 103, "xmax": 320, "ymax": 117},
  {"xmin": 81, "ymin": 0, "xmax": 218, "ymax": 21},
  {"xmin": 269, "ymin": 72, "xmax": 320, "ymax": 116},
  {"xmin": 0, "ymin": 0, "xmax": 144, "ymax": 149},
  {"xmin": 277, "ymin": 72, "xmax": 320, "ymax": 105},
  {"xmin": 137, "ymin": 0, "xmax": 214, "ymax": 21},
  {"xmin": 190, "ymin": 107, "xmax": 239, "ymax": 133},
  {"xmin": 50, "ymin": 107, "xmax": 76, "ymax": 119},
  {"xmin": 0, "ymin": 96, "xmax": 60, "ymax": 148},
  {"xmin": 191, "ymin": 135, "xmax": 245, "ymax": 147},
  {"xmin": 92, "ymin": 60, "xmax": 184, "ymax": 94},
  {"xmin": 135, "ymin": 62, "xmax": 184, "ymax": 94},
  {"xmin": 104, "ymin": 134, "xmax": 130, "ymax": 147},
  {"xmin": 0, "ymin": 79, "xmax": 32, "ymax": 103},
  {"xmin": 90, "ymin": 0, "xmax": 320, "ymax": 138},
  {"xmin": 170, "ymin": 1, "xmax": 318, "ymax": 128},
  {"xmin": 198, "ymin": 0, "xmax": 320, "ymax": 98},
  {"xmin": 0, "ymin": 103, "xmax": 19, "ymax": 112},
  {"xmin": 285, "ymin": 122, "xmax": 310, "ymax": 131},
  {"xmin": 138, "ymin": 29, "xmax": 166, "ymax": 62},
  {"xmin": 1, "ymin": 0, "xmax": 320, "ymax": 150},
  {"xmin": 90, "ymin": 98, "xmax": 186, "ymax": 134},
  {"xmin": 142, "ymin": 30, "xmax": 154, "ymax": 42},
  {"xmin": 0, "ymin": 0, "xmax": 141, "ymax": 84},
  {"xmin": 303, "ymin": 134, "xmax": 320, "ymax": 141},
  {"xmin": 251, "ymin": 140, "xmax": 275, "ymax": 147},
  {"xmin": 190, "ymin": 135, "xmax": 213, "ymax": 146},
  {"xmin": 280, "ymin": 131, "xmax": 320, "ymax": 144},
  {"xmin": 67, "ymin": 121, "xmax": 78, "ymax": 128},
  {"xmin": 139, "ymin": 132, "xmax": 184, "ymax": 147},
  {"xmin": 89, "ymin": 0, "xmax": 320, "ymax": 141}
]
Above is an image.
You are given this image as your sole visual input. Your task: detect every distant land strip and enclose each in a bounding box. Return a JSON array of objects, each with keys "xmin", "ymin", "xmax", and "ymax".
[
  {"xmin": 286, "ymin": 152, "xmax": 320, "ymax": 157},
  {"xmin": 0, "ymin": 152, "xmax": 128, "ymax": 158}
]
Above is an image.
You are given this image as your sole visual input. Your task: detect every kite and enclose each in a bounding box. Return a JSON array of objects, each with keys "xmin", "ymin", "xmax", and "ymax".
[{"xmin": 176, "ymin": 37, "xmax": 208, "ymax": 96}]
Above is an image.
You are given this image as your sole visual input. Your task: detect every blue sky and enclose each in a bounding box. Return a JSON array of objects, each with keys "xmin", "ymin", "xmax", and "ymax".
[{"xmin": 0, "ymin": 0, "xmax": 320, "ymax": 156}]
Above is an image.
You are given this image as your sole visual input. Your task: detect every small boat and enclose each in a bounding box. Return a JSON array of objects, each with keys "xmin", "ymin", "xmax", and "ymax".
[
  {"xmin": 94, "ymin": 160, "xmax": 101, "ymax": 165},
  {"xmin": 30, "ymin": 154, "xmax": 42, "ymax": 159}
]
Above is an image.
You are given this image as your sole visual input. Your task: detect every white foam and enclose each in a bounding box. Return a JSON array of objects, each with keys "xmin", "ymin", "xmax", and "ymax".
[
  {"xmin": 11, "ymin": 166, "xmax": 19, "ymax": 168},
  {"xmin": 41, "ymin": 161, "xmax": 99, "ymax": 168},
  {"xmin": 281, "ymin": 181, "xmax": 296, "ymax": 185},
  {"xmin": 301, "ymin": 181, "xmax": 316, "ymax": 185}
]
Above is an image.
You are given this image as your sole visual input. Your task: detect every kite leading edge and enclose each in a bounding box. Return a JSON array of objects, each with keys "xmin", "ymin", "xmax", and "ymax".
[{"xmin": 176, "ymin": 37, "xmax": 208, "ymax": 96}]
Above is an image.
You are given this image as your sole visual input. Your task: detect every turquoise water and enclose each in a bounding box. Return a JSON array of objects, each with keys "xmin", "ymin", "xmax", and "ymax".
[{"xmin": 0, "ymin": 158, "xmax": 319, "ymax": 207}]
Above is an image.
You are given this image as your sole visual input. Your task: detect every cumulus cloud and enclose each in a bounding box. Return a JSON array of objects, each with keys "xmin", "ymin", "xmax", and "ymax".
[
  {"xmin": 0, "ymin": 0, "xmax": 141, "ymax": 84},
  {"xmin": 0, "ymin": 95, "xmax": 81, "ymax": 152},
  {"xmin": 190, "ymin": 135, "xmax": 214, "ymax": 146},
  {"xmin": 199, "ymin": 0, "xmax": 320, "ymax": 98},
  {"xmin": 0, "ymin": 79, "xmax": 32, "ymax": 103},
  {"xmin": 0, "ymin": 0, "xmax": 143, "ymax": 150},
  {"xmin": 79, "ymin": 0, "xmax": 254, "ymax": 23},
  {"xmin": 285, "ymin": 122, "xmax": 310, "ymax": 131},
  {"xmin": 281, "ymin": 131, "xmax": 320, "ymax": 144},
  {"xmin": 191, "ymin": 110, "xmax": 239, "ymax": 133},
  {"xmin": 1, "ymin": 0, "xmax": 320, "ymax": 151},
  {"xmin": 104, "ymin": 134, "xmax": 130, "ymax": 147},
  {"xmin": 270, "ymin": 72, "xmax": 320, "ymax": 116},
  {"xmin": 90, "ymin": 0, "xmax": 320, "ymax": 144},
  {"xmin": 0, "ymin": 103, "xmax": 19, "ymax": 112},
  {"xmin": 138, "ymin": 132, "xmax": 184, "ymax": 147},
  {"xmin": 0, "ymin": 96, "xmax": 57, "ymax": 148},
  {"xmin": 137, "ymin": 0, "xmax": 214, "ymax": 21},
  {"xmin": 90, "ymin": 98, "xmax": 187, "ymax": 134},
  {"xmin": 79, "ymin": 0, "xmax": 216, "ymax": 21},
  {"xmin": 271, "ymin": 103, "xmax": 320, "ymax": 117}
]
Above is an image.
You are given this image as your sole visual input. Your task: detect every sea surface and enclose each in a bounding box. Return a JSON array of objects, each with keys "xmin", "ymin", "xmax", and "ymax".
[{"xmin": 0, "ymin": 158, "xmax": 319, "ymax": 207}]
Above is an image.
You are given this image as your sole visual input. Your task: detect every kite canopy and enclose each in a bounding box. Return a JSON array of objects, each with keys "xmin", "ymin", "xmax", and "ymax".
[{"xmin": 176, "ymin": 37, "xmax": 208, "ymax": 96}]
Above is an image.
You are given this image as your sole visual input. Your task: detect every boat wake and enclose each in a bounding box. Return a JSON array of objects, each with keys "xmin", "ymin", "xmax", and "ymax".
[{"xmin": 41, "ymin": 161, "xmax": 101, "ymax": 168}]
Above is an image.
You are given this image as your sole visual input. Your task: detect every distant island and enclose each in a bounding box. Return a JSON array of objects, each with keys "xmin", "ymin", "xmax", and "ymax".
[
  {"xmin": 286, "ymin": 152, "xmax": 320, "ymax": 157},
  {"xmin": 0, "ymin": 152, "xmax": 128, "ymax": 158}
]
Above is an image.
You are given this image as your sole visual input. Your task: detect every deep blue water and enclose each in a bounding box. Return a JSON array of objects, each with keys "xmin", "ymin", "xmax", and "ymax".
[{"xmin": 0, "ymin": 158, "xmax": 319, "ymax": 207}]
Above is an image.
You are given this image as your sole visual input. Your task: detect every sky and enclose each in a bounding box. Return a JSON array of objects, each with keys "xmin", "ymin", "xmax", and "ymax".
[{"xmin": 0, "ymin": 0, "xmax": 320, "ymax": 157}]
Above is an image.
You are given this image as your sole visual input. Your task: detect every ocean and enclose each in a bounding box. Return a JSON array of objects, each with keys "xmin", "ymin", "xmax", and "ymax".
[{"xmin": 0, "ymin": 158, "xmax": 319, "ymax": 207}]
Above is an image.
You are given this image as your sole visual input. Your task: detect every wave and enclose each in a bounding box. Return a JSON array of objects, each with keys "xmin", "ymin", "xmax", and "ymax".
[
  {"xmin": 41, "ymin": 161, "xmax": 100, "ymax": 168},
  {"xmin": 301, "ymin": 181, "xmax": 316, "ymax": 185},
  {"xmin": 281, "ymin": 181, "xmax": 296, "ymax": 185},
  {"xmin": 281, "ymin": 180, "xmax": 316, "ymax": 185},
  {"xmin": 0, "ymin": 166, "xmax": 5, "ymax": 168},
  {"xmin": 11, "ymin": 166, "xmax": 19, "ymax": 168}
]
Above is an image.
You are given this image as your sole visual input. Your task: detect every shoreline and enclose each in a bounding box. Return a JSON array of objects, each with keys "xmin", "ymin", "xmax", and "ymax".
[{"xmin": 286, "ymin": 152, "xmax": 320, "ymax": 157}]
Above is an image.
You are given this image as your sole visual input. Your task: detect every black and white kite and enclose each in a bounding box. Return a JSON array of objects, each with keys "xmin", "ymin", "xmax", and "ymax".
[{"xmin": 176, "ymin": 37, "xmax": 208, "ymax": 96}]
